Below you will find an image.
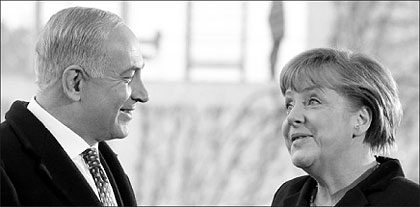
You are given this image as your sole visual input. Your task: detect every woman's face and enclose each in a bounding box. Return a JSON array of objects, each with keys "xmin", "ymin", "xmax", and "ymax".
[{"xmin": 282, "ymin": 86, "xmax": 358, "ymax": 171}]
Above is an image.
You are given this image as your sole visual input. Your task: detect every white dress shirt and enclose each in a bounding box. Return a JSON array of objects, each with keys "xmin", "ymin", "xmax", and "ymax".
[{"xmin": 27, "ymin": 97, "xmax": 117, "ymax": 204}]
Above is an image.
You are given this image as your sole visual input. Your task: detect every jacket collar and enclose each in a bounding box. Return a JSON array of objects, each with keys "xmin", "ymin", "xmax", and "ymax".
[
  {"xmin": 282, "ymin": 156, "xmax": 405, "ymax": 206},
  {"xmin": 358, "ymin": 156, "xmax": 405, "ymax": 191},
  {"xmin": 283, "ymin": 177, "xmax": 316, "ymax": 206},
  {"xmin": 335, "ymin": 156, "xmax": 403, "ymax": 206},
  {"xmin": 6, "ymin": 101, "xmax": 101, "ymax": 206},
  {"xmin": 100, "ymin": 142, "xmax": 137, "ymax": 206}
]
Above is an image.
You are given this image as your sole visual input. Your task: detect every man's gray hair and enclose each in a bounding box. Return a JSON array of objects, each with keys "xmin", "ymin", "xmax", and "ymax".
[{"xmin": 35, "ymin": 6, "xmax": 124, "ymax": 90}]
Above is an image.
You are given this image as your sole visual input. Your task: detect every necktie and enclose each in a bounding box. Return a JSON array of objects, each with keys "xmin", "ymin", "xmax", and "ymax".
[{"xmin": 82, "ymin": 148, "xmax": 117, "ymax": 206}]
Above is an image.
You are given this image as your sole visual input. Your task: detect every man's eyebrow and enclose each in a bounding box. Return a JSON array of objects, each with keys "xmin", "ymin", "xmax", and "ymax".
[{"xmin": 121, "ymin": 62, "xmax": 145, "ymax": 74}]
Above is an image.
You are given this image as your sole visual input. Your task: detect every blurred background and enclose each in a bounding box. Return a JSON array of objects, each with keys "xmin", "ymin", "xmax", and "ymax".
[{"xmin": 1, "ymin": 1, "xmax": 418, "ymax": 205}]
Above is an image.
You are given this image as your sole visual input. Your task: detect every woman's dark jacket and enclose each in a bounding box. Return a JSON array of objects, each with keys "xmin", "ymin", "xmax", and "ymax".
[{"xmin": 271, "ymin": 156, "xmax": 419, "ymax": 206}]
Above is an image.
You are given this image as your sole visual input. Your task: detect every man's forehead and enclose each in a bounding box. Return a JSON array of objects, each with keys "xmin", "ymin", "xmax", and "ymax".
[{"xmin": 104, "ymin": 24, "xmax": 141, "ymax": 53}]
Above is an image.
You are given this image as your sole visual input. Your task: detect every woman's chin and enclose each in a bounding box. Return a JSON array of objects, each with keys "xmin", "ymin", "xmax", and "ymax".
[{"xmin": 291, "ymin": 152, "xmax": 314, "ymax": 169}]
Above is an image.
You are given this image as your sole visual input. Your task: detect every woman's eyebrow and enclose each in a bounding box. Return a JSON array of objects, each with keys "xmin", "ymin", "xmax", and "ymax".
[
  {"xmin": 300, "ymin": 85, "xmax": 321, "ymax": 93},
  {"xmin": 285, "ymin": 85, "xmax": 321, "ymax": 95}
]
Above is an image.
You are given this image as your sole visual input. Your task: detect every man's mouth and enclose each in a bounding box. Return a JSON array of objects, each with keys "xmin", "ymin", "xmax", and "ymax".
[
  {"xmin": 120, "ymin": 108, "xmax": 135, "ymax": 113},
  {"xmin": 290, "ymin": 133, "xmax": 312, "ymax": 142}
]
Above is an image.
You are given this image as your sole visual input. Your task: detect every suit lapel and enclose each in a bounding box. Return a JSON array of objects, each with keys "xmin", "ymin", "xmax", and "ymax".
[
  {"xmin": 6, "ymin": 101, "xmax": 100, "ymax": 206},
  {"xmin": 283, "ymin": 192, "xmax": 303, "ymax": 206},
  {"xmin": 99, "ymin": 142, "xmax": 137, "ymax": 206},
  {"xmin": 38, "ymin": 135, "xmax": 101, "ymax": 206},
  {"xmin": 100, "ymin": 150, "xmax": 123, "ymax": 206}
]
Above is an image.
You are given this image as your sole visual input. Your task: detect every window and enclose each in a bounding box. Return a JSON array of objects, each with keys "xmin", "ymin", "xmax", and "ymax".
[{"xmin": 186, "ymin": 2, "xmax": 248, "ymax": 82}]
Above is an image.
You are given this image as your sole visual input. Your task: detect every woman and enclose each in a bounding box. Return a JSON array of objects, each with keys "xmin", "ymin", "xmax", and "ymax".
[{"xmin": 271, "ymin": 48, "xmax": 419, "ymax": 206}]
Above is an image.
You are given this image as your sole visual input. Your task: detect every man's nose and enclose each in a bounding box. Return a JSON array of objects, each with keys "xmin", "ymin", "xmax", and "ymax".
[
  {"xmin": 287, "ymin": 104, "xmax": 304, "ymax": 127},
  {"xmin": 131, "ymin": 78, "xmax": 148, "ymax": 103}
]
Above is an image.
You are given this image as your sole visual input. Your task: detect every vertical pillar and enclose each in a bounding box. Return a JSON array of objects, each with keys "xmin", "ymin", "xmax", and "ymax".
[
  {"xmin": 240, "ymin": 2, "xmax": 248, "ymax": 83},
  {"xmin": 185, "ymin": 2, "xmax": 192, "ymax": 81},
  {"xmin": 121, "ymin": 1, "xmax": 129, "ymax": 24},
  {"xmin": 35, "ymin": 1, "xmax": 42, "ymax": 35}
]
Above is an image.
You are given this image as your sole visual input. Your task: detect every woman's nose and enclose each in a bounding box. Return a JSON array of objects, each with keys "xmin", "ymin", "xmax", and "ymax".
[{"xmin": 287, "ymin": 104, "xmax": 304, "ymax": 127}]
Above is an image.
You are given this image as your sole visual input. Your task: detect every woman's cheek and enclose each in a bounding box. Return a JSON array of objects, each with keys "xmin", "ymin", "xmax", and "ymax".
[{"xmin": 281, "ymin": 120, "xmax": 291, "ymax": 150}]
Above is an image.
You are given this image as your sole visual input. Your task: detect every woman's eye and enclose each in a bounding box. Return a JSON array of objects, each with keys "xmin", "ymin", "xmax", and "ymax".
[
  {"xmin": 308, "ymin": 98, "xmax": 321, "ymax": 105},
  {"xmin": 285, "ymin": 102, "xmax": 294, "ymax": 113}
]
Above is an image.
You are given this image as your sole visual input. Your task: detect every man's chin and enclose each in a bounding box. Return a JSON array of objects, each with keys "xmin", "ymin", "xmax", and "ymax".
[{"xmin": 111, "ymin": 125, "xmax": 129, "ymax": 139}]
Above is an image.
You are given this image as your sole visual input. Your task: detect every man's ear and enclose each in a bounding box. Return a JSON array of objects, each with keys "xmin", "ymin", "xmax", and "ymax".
[
  {"xmin": 62, "ymin": 65, "xmax": 84, "ymax": 101},
  {"xmin": 353, "ymin": 106, "xmax": 372, "ymax": 138}
]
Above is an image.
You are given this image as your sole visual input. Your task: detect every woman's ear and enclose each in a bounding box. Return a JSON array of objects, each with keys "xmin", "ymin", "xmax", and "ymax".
[
  {"xmin": 353, "ymin": 106, "xmax": 372, "ymax": 138},
  {"xmin": 62, "ymin": 65, "xmax": 84, "ymax": 101}
]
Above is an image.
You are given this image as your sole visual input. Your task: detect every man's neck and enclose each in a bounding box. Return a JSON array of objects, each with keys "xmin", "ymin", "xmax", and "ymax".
[{"xmin": 35, "ymin": 91, "xmax": 98, "ymax": 146}]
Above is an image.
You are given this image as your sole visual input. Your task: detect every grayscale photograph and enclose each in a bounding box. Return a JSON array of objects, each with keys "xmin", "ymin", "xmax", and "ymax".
[{"xmin": 1, "ymin": 1, "xmax": 419, "ymax": 206}]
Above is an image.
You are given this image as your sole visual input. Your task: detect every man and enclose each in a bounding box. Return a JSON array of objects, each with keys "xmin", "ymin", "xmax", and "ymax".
[{"xmin": 1, "ymin": 6, "xmax": 148, "ymax": 206}]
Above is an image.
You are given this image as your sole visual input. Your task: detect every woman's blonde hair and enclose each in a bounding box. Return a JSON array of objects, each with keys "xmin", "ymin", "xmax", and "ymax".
[{"xmin": 279, "ymin": 48, "xmax": 403, "ymax": 155}]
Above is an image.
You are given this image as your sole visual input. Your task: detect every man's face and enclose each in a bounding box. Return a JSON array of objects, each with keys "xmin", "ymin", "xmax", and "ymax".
[{"xmin": 80, "ymin": 24, "xmax": 148, "ymax": 142}]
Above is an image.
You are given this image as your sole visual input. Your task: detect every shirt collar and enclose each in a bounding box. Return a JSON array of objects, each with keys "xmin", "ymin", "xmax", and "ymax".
[{"xmin": 27, "ymin": 97, "xmax": 93, "ymax": 159}]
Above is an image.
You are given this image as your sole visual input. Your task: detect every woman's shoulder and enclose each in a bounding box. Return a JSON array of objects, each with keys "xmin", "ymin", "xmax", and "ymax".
[
  {"xmin": 387, "ymin": 176, "xmax": 419, "ymax": 198},
  {"xmin": 367, "ymin": 176, "xmax": 419, "ymax": 206},
  {"xmin": 390, "ymin": 176, "xmax": 419, "ymax": 188},
  {"xmin": 374, "ymin": 156, "xmax": 419, "ymax": 191},
  {"xmin": 271, "ymin": 175, "xmax": 315, "ymax": 206},
  {"xmin": 277, "ymin": 175, "xmax": 312, "ymax": 192},
  {"xmin": 365, "ymin": 156, "xmax": 419, "ymax": 205}
]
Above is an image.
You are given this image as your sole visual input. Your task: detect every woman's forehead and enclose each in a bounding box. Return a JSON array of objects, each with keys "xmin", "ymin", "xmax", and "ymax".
[{"xmin": 282, "ymin": 65, "xmax": 341, "ymax": 93}]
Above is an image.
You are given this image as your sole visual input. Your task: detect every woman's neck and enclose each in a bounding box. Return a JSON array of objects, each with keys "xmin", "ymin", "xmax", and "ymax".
[{"xmin": 311, "ymin": 157, "xmax": 378, "ymax": 206}]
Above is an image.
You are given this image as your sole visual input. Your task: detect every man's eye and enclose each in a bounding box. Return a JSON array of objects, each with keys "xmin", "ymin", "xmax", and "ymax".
[{"xmin": 122, "ymin": 77, "xmax": 133, "ymax": 83}]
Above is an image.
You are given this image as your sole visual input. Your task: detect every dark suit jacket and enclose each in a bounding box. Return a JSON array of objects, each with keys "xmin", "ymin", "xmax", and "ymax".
[
  {"xmin": 271, "ymin": 156, "xmax": 420, "ymax": 206},
  {"xmin": 1, "ymin": 100, "xmax": 137, "ymax": 206}
]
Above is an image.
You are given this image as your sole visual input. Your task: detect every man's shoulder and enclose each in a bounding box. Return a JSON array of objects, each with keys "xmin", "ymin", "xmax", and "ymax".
[
  {"xmin": 1, "ymin": 119, "xmax": 27, "ymax": 173},
  {"xmin": 0, "ymin": 120, "xmax": 19, "ymax": 147},
  {"xmin": 1, "ymin": 100, "xmax": 30, "ymax": 124},
  {"xmin": 1, "ymin": 100, "xmax": 27, "ymax": 141},
  {"xmin": 1, "ymin": 118, "xmax": 11, "ymax": 131},
  {"xmin": 1, "ymin": 100, "xmax": 36, "ymax": 157}
]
